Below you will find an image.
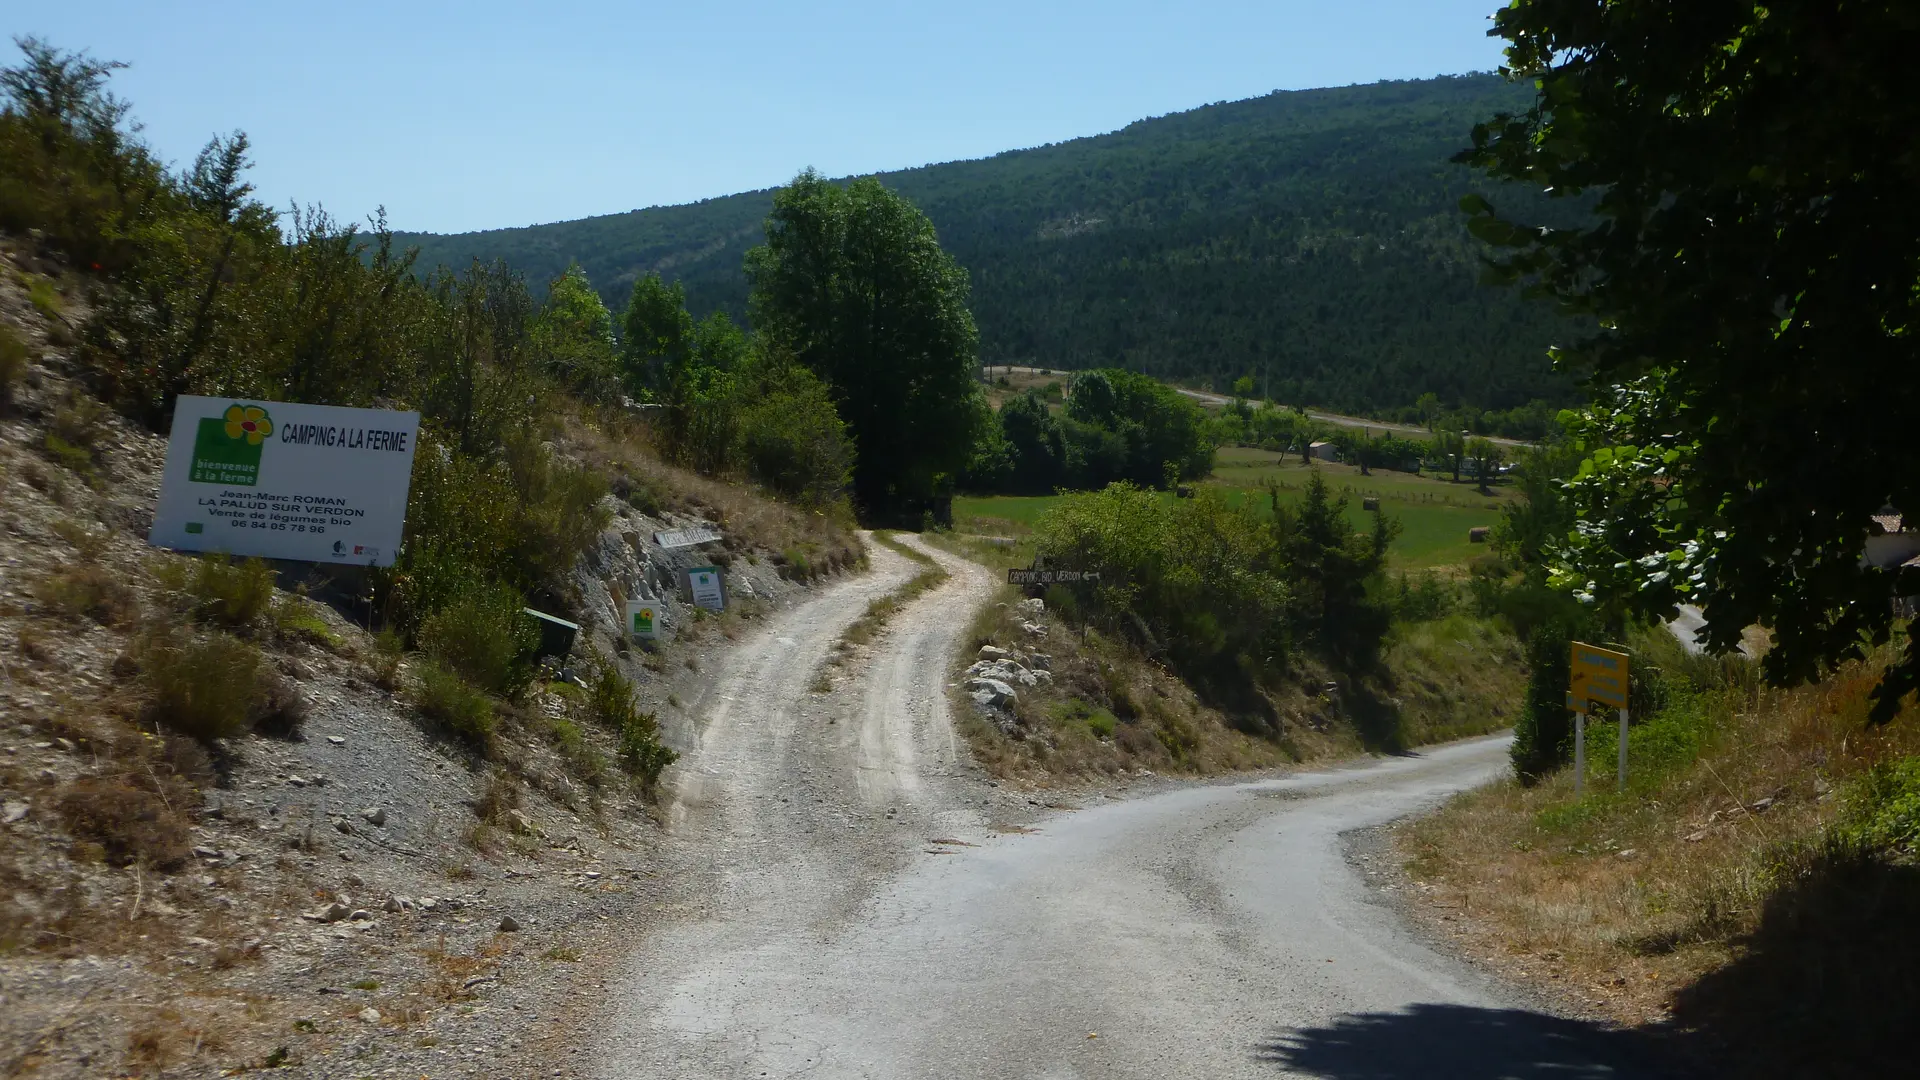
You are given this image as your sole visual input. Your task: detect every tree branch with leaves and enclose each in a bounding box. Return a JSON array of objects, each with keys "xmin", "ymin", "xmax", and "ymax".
[{"xmin": 1459, "ymin": 0, "xmax": 1920, "ymax": 719}]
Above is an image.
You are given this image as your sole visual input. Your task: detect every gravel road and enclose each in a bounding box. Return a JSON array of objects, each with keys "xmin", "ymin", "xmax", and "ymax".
[{"xmin": 591, "ymin": 540, "xmax": 1659, "ymax": 1079}]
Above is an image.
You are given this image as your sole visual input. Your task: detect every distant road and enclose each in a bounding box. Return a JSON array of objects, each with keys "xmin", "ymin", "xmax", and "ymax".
[
  {"xmin": 988, "ymin": 365, "xmax": 1535, "ymax": 449},
  {"xmin": 1665, "ymin": 604, "xmax": 1758, "ymax": 658}
]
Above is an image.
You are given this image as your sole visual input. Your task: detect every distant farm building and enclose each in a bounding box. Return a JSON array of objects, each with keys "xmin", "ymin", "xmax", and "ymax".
[
  {"xmin": 1865, "ymin": 507, "xmax": 1920, "ymax": 568},
  {"xmin": 1308, "ymin": 441, "xmax": 1337, "ymax": 462},
  {"xmin": 1865, "ymin": 506, "xmax": 1920, "ymax": 617}
]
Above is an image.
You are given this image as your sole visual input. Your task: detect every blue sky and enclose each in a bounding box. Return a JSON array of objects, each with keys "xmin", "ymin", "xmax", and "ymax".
[{"xmin": 11, "ymin": 2, "xmax": 1510, "ymax": 235}]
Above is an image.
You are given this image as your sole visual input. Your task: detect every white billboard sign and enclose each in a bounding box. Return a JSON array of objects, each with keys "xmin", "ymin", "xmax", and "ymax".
[
  {"xmin": 149, "ymin": 395, "xmax": 420, "ymax": 567},
  {"xmin": 654, "ymin": 525, "xmax": 722, "ymax": 549}
]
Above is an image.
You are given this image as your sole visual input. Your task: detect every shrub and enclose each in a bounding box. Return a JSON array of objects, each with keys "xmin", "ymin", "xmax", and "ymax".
[
  {"xmin": 27, "ymin": 275, "xmax": 62, "ymax": 319},
  {"xmin": 1838, "ymin": 756, "xmax": 1920, "ymax": 855},
  {"xmin": 547, "ymin": 718, "xmax": 606, "ymax": 786},
  {"xmin": 583, "ymin": 656, "xmax": 676, "ymax": 791},
  {"xmin": 1511, "ymin": 622, "xmax": 1577, "ymax": 783},
  {"xmin": 385, "ymin": 439, "xmax": 607, "ymax": 639},
  {"xmin": 419, "ymin": 585, "xmax": 537, "ymax": 698},
  {"xmin": 271, "ymin": 596, "xmax": 340, "ymax": 649},
  {"xmin": 382, "ymin": 436, "xmax": 521, "ymax": 632},
  {"xmin": 251, "ymin": 667, "xmax": 308, "ymax": 738},
  {"xmin": 583, "ymin": 661, "xmax": 633, "ymax": 730},
  {"xmin": 56, "ymin": 777, "xmax": 191, "ymax": 870},
  {"xmin": 371, "ymin": 628, "xmax": 405, "ymax": 690},
  {"xmin": 1154, "ymin": 711, "xmax": 1201, "ymax": 760},
  {"xmin": 612, "ymin": 471, "xmax": 668, "ymax": 516},
  {"xmin": 0, "ymin": 323, "xmax": 26, "ymax": 409},
  {"xmin": 140, "ymin": 631, "xmax": 263, "ymax": 742},
  {"xmin": 473, "ymin": 768, "xmax": 522, "ymax": 823},
  {"xmin": 618, "ymin": 710, "xmax": 675, "ymax": 791},
  {"xmin": 1389, "ymin": 571, "xmax": 1457, "ymax": 622},
  {"xmin": 43, "ymin": 393, "xmax": 109, "ymax": 477},
  {"xmin": 43, "ymin": 432, "xmax": 93, "ymax": 476},
  {"xmin": 413, "ymin": 659, "xmax": 495, "ymax": 745},
  {"xmin": 1033, "ymin": 483, "xmax": 1292, "ymax": 685},
  {"xmin": 503, "ymin": 437, "xmax": 612, "ymax": 589},
  {"xmin": 50, "ymin": 517, "xmax": 110, "ymax": 560},
  {"xmin": 181, "ymin": 556, "xmax": 277, "ymax": 629},
  {"xmin": 737, "ymin": 366, "xmax": 853, "ymax": 506},
  {"xmin": 1053, "ymin": 699, "xmax": 1118, "ymax": 738},
  {"xmin": 780, "ymin": 547, "xmax": 814, "ymax": 581}
]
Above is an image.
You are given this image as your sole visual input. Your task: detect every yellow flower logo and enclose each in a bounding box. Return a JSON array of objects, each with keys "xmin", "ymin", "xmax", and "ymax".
[{"xmin": 223, "ymin": 404, "xmax": 273, "ymax": 445}]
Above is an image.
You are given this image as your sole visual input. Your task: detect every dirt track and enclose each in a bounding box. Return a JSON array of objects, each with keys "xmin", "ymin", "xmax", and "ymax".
[{"xmin": 587, "ymin": 538, "xmax": 1659, "ymax": 1078}]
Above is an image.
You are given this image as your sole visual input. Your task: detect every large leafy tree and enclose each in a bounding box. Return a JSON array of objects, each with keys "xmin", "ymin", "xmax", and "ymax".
[
  {"xmin": 745, "ymin": 170, "xmax": 987, "ymax": 515},
  {"xmin": 533, "ymin": 262, "xmax": 618, "ymax": 401},
  {"xmin": 1063, "ymin": 368, "xmax": 1213, "ymax": 487},
  {"xmin": 617, "ymin": 271, "xmax": 694, "ymax": 399},
  {"xmin": 998, "ymin": 390, "xmax": 1065, "ymax": 494},
  {"xmin": 1459, "ymin": 0, "xmax": 1920, "ymax": 718}
]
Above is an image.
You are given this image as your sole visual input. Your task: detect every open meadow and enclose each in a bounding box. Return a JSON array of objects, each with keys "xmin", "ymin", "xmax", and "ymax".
[
  {"xmin": 978, "ymin": 366, "xmax": 1069, "ymax": 410},
  {"xmin": 954, "ymin": 448, "xmax": 1513, "ymax": 570}
]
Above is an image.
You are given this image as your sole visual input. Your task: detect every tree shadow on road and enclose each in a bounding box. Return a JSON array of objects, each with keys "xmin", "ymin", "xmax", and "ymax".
[{"xmin": 1256, "ymin": 1003, "xmax": 1674, "ymax": 1079}]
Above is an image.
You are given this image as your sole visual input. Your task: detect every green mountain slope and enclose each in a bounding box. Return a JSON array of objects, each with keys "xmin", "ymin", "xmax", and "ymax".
[{"xmin": 394, "ymin": 74, "xmax": 1573, "ymax": 415}]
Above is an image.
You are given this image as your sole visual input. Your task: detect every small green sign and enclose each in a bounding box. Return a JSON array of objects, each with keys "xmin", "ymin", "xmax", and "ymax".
[
  {"xmin": 189, "ymin": 403, "xmax": 274, "ymax": 486},
  {"xmin": 625, "ymin": 600, "xmax": 660, "ymax": 641}
]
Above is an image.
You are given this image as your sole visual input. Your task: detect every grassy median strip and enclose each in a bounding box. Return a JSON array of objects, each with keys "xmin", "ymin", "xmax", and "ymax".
[{"xmin": 838, "ymin": 533, "xmax": 948, "ymax": 649}]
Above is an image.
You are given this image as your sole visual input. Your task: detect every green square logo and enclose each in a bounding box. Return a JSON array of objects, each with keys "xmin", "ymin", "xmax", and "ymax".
[{"xmin": 189, "ymin": 405, "xmax": 271, "ymax": 486}]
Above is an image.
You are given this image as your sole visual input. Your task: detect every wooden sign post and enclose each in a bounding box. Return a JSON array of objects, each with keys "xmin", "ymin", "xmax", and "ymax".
[{"xmin": 1568, "ymin": 641, "xmax": 1631, "ymax": 797}]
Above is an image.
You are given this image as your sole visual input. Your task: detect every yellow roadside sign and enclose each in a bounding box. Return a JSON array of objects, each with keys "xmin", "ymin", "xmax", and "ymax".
[{"xmin": 1569, "ymin": 642, "xmax": 1630, "ymax": 712}]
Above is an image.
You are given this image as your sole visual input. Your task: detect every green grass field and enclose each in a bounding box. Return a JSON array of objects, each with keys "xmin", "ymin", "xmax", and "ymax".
[{"xmin": 954, "ymin": 450, "xmax": 1511, "ymax": 569}]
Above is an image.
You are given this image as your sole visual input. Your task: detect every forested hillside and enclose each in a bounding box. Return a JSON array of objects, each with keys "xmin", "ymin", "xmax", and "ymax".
[{"xmin": 394, "ymin": 75, "xmax": 1577, "ymax": 415}]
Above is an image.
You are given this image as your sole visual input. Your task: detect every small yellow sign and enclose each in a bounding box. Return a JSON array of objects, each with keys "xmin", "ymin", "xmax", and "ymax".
[{"xmin": 1569, "ymin": 642, "xmax": 1630, "ymax": 712}]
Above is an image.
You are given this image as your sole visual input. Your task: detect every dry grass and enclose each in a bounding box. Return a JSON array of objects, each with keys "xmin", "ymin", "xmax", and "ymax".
[
  {"xmin": 473, "ymin": 769, "xmax": 523, "ymax": 828},
  {"xmin": 420, "ymin": 932, "xmax": 507, "ymax": 1002},
  {"xmin": 55, "ymin": 775, "xmax": 193, "ymax": 871},
  {"xmin": 837, "ymin": 532, "xmax": 946, "ymax": 648},
  {"xmin": 1399, "ymin": 639, "xmax": 1920, "ymax": 1077},
  {"xmin": 557, "ymin": 406, "xmax": 862, "ymax": 574},
  {"xmin": 118, "ymin": 997, "xmax": 257, "ymax": 1074},
  {"xmin": 32, "ymin": 563, "xmax": 138, "ymax": 626},
  {"xmin": 2, "ymin": 712, "xmax": 218, "ymax": 961},
  {"xmin": 958, "ymin": 585, "xmax": 1310, "ymax": 781},
  {"xmin": 921, "ymin": 527, "xmax": 1035, "ymax": 574}
]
